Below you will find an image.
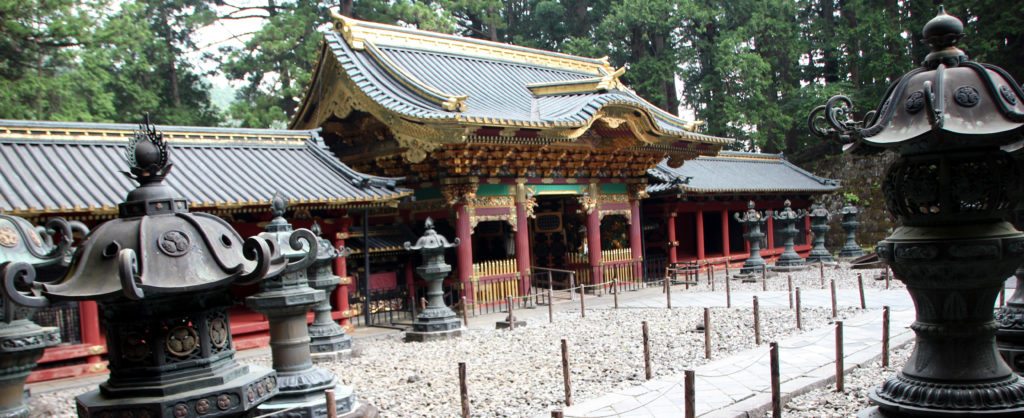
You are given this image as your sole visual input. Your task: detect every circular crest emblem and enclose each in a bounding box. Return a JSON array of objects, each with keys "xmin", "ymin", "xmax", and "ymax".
[
  {"xmin": 905, "ymin": 91, "xmax": 925, "ymax": 114},
  {"xmin": 954, "ymin": 86, "xmax": 980, "ymax": 107},
  {"xmin": 0, "ymin": 226, "xmax": 18, "ymax": 248},
  {"xmin": 209, "ymin": 318, "xmax": 229, "ymax": 349},
  {"xmin": 158, "ymin": 230, "xmax": 191, "ymax": 257},
  {"xmin": 121, "ymin": 333, "xmax": 150, "ymax": 362},
  {"xmin": 165, "ymin": 325, "xmax": 199, "ymax": 357},
  {"xmin": 1000, "ymin": 85, "xmax": 1018, "ymax": 105}
]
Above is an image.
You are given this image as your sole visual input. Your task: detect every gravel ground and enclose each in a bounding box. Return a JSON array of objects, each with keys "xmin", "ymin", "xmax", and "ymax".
[
  {"xmin": 29, "ymin": 305, "xmax": 859, "ymax": 418},
  {"xmin": 777, "ymin": 343, "xmax": 914, "ymax": 417}
]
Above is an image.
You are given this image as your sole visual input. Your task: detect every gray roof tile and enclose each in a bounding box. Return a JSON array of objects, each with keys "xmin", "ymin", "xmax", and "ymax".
[
  {"xmin": 0, "ymin": 120, "xmax": 410, "ymax": 217},
  {"xmin": 647, "ymin": 152, "xmax": 840, "ymax": 195}
]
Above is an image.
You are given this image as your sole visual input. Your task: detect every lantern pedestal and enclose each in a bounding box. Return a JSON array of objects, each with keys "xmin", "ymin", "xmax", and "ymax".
[
  {"xmin": 307, "ymin": 225, "xmax": 353, "ymax": 363},
  {"xmin": 996, "ymin": 265, "xmax": 1024, "ymax": 373}
]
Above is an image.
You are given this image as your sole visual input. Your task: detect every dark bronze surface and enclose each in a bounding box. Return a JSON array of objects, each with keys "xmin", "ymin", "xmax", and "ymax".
[
  {"xmin": 806, "ymin": 203, "xmax": 834, "ymax": 263},
  {"xmin": 403, "ymin": 218, "xmax": 463, "ymax": 341},
  {"xmin": 735, "ymin": 201, "xmax": 768, "ymax": 275}
]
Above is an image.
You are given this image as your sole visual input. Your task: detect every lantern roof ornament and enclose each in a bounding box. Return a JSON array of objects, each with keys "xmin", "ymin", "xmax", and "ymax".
[
  {"xmin": 30, "ymin": 117, "xmax": 276, "ymax": 302},
  {"xmin": 808, "ymin": 6, "xmax": 1024, "ymax": 155},
  {"xmin": 404, "ymin": 217, "xmax": 460, "ymax": 252}
]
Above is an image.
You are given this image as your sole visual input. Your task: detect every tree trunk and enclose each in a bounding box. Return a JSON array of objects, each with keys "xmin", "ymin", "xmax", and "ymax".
[{"xmin": 340, "ymin": 0, "xmax": 353, "ymax": 16}]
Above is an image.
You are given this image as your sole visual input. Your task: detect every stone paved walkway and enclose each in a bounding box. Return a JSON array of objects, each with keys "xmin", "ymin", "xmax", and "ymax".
[{"xmin": 535, "ymin": 287, "xmax": 918, "ymax": 418}]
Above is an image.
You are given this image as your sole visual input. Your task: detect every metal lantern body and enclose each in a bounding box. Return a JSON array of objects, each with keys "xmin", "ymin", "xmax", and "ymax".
[
  {"xmin": 808, "ymin": 7, "xmax": 1024, "ymax": 417},
  {"xmin": 806, "ymin": 204, "xmax": 835, "ymax": 263},
  {"xmin": 734, "ymin": 201, "xmax": 768, "ymax": 275},
  {"xmin": 306, "ymin": 222, "xmax": 353, "ymax": 361},
  {"xmin": 771, "ymin": 200, "xmax": 807, "ymax": 271},
  {"xmin": 245, "ymin": 197, "xmax": 356, "ymax": 417},
  {"xmin": 0, "ymin": 216, "xmax": 69, "ymax": 418},
  {"xmin": 21, "ymin": 121, "xmax": 281, "ymax": 418},
  {"xmin": 838, "ymin": 203, "xmax": 865, "ymax": 258},
  {"xmin": 404, "ymin": 218, "xmax": 463, "ymax": 342}
]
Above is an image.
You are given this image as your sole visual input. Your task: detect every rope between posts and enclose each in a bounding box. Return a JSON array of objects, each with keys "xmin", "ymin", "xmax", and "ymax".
[
  {"xmin": 841, "ymin": 316, "xmax": 880, "ymax": 329},
  {"xmin": 694, "ymin": 348, "xmax": 772, "ymax": 378},
  {"xmin": 777, "ymin": 329, "xmax": 837, "ymax": 349},
  {"xmin": 562, "ymin": 379, "xmax": 684, "ymax": 418}
]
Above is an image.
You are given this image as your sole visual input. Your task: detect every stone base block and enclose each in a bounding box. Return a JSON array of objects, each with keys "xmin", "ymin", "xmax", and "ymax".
[
  {"xmin": 411, "ymin": 316, "xmax": 462, "ymax": 333},
  {"xmin": 495, "ymin": 320, "xmax": 527, "ymax": 329},
  {"xmin": 404, "ymin": 328, "xmax": 463, "ymax": 342},
  {"xmin": 75, "ymin": 365, "xmax": 277, "ymax": 418},
  {"xmin": 254, "ymin": 384, "xmax": 354, "ymax": 418}
]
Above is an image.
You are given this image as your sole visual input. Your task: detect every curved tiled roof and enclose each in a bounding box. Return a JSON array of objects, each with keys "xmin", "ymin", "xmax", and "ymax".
[
  {"xmin": 647, "ymin": 151, "xmax": 840, "ymax": 194},
  {"xmin": 0, "ymin": 120, "xmax": 410, "ymax": 217},
  {"xmin": 293, "ymin": 16, "xmax": 729, "ymax": 146}
]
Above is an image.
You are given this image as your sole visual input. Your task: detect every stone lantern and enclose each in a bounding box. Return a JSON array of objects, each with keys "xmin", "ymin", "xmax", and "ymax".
[
  {"xmin": 306, "ymin": 221, "xmax": 353, "ymax": 361},
  {"xmin": 806, "ymin": 203, "xmax": 835, "ymax": 264},
  {"xmin": 771, "ymin": 199, "xmax": 807, "ymax": 271},
  {"xmin": 734, "ymin": 201, "xmax": 767, "ymax": 276},
  {"xmin": 0, "ymin": 216, "xmax": 69, "ymax": 417},
  {"xmin": 404, "ymin": 217, "xmax": 462, "ymax": 342},
  {"xmin": 838, "ymin": 201, "xmax": 865, "ymax": 259},
  {"xmin": 246, "ymin": 196, "xmax": 360, "ymax": 417},
  {"xmin": 808, "ymin": 6, "xmax": 1024, "ymax": 416},
  {"xmin": 14, "ymin": 119, "xmax": 281, "ymax": 417}
]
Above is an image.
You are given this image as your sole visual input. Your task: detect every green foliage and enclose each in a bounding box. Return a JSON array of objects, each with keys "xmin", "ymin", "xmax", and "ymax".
[{"xmin": 843, "ymin": 192, "xmax": 860, "ymax": 205}]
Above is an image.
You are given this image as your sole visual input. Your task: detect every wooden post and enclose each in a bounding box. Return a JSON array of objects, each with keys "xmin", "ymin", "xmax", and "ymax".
[
  {"xmin": 459, "ymin": 362, "xmax": 470, "ymax": 418},
  {"xmin": 882, "ymin": 306, "xmax": 891, "ymax": 368},
  {"xmin": 795, "ymin": 287, "xmax": 802, "ymax": 330},
  {"xmin": 885, "ymin": 267, "xmax": 891, "ymax": 289},
  {"xmin": 547, "ymin": 288, "xmax": 554, "ymax": 324},
  {"xmin": 561, "ymin": 339, "xmax": 572, "ymax": 406},
  {"xmin": 725, "ymin": 274, "xmax": 732, "ymax": 308},
  {"xmin": 762, "ymin": 264, "xmax": 767, "ymax": 291},
  {"xmin": 642, "ymin": 321, "xmax": 652, "ymax": 380},
  {"xmin": 461, "ymin": 296, "xmax": 469, "ymax": 328},
  {"xmin": 819, "ymin": 261, "xmax": 825, "ymax": 289},
  {"xmin": 579, "ymin": 284, "xmax": 586, "ymax": 318},
  {"xmin": 787, "ymin": 275, "xmax": 793, "ymax": 310},
  {"xmin": 835, "ymin": 321, "xmax": 845, "ymax": 392},
  {"xmin": 1000, "ymin": 286, "xmax": 1006, "ymax": 308},
  {"xmin": 704, "ymin": 307, "xmax": 712, "ymax": 359},
  {"xmin": 684, "ymin": 370, "xmax": 695, "ymax": 418},
  {"xmin": 761, "ymin": 266, "xmax": 770, "ymax": 293},
  {"xmin": 858, "ymin": 273, "xmax": 866, "ymax": 309},
  {"xmin": 666, "ymin": 275, "xmax": 672, "ymax": 309},
  {"xmin": 421, "ymin": 297, "xmax": 428, "ymax": 312},
  {"xmin": 613, "ymin": 278, "xmax": 619, "ymax": 309},
  {"xmin": 506, "ymin": 296, "xmax": 515, "ymax": 330},
  {"xmin": 830, "ymin": 279, "xmax": 837, "ymax": 318},
  {"xmin": 551, "ymin": 410, "xmax": 564, "ymax": 418},
  {"xmin": 753, "ymin": 296, "xmax": 762, "ymax": 346},
  {"xmin": 326, "ymin": 389, "xmax": 338, "ymax": 418},
  {"xmin": 770, "ymin": 342, "xmax": 781, "ymax": 418}
]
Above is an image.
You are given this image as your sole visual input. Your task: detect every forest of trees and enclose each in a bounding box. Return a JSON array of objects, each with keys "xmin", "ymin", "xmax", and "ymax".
[{"xmin": 2, "ymin": 0, "xmax": 1021, "ymax": 161}]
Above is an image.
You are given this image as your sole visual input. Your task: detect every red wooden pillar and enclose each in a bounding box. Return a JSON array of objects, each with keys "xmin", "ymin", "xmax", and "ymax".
[
  {"xmin": 333, "ymin": 215, "xmax": 352, "ymax": 330},
  {"xmin": 586, "ymin": 207, "xmax": 602, "ymax": 286},
  {"xmin": 696, "ymin": 207, "xmax": 705, "ymax": 261},
  {"xmin": 721, "ymin": 209, "xmax": 730, "ymax": 259},
  {"xmin": 667, "ymin": 211, "xmax": 678, "ymax": 263},
  {"xmin": 766, "ymin": 214, "xmax": 775, "ymax": 250},
  {"xmin": 514, "ymin": 196, "xmax": 532, "ymax": 295},
  {"xmin": 405, "ymin": 258, "xmax": 416, "ymax": 303},
  {"xmin": 628, "ymin": 198, "xmax": 643, "ymax": 279},
  {"xmin": 79, "ymin": 301, "xmax": 103, "ymax": 364},
  {"xmin": 455, "ymin": 203, "xmax": 474, "ymax": 305}
]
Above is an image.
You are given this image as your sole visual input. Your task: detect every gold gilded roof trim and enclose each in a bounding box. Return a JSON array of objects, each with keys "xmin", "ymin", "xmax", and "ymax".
[
  {"xmin": 363, "ymin": 42, "xmax": 467, "ymax": 112},
  {"xmin": 527, "ymin": 67, "xmax": 627, "ymax": 97},
  {"xmin": 331, "ymin": 12, "xmax": 612, "ymax": 76},
  {"xmin": 0, "ymin": 125, "xmax": 310, "ymax": 145}
]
